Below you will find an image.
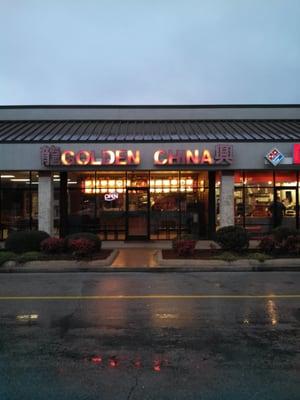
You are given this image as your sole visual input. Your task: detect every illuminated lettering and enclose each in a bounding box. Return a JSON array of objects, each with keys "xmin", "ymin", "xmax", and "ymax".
[
  {"xmin": 154, "ymin": 150, "xmax": 168, "ymax": 165},
  {"xmin": 61, "ymin": 150, "xmax": 75, "ymax": 165},
  {"xmin": 201, "ymin": 149, "xmax": 212, "ymax": 164},
  {"xmin": 90, "ymin": 151, "xmax": 102, "ymax": 165},
  {"xmin": 186, "ymin": 150, "xmax": 199, "ymax": 164},
  {"xmin": 168, "ymin": 150, "xmax": 186, "ymax": 164},
  {"xmin": 115, "ymin": 149, "xmax": 127, "ymax": 165},
  {"xmin": 127, "ymin": 150, "xmax": 140, "ymax": 165},
  {"xmin": 102, "ymin": 150, "xmax": 115, "ymax": 165},
  {"xmin": 75, "ymin": 150, "xmax": 91, "ymax": 165}
]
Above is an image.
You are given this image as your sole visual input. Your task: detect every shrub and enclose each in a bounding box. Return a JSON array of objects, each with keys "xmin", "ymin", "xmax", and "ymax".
[
  {"xmin": 41, "ymin": 237, "xmax": 65, "ymax": 254},
  {"xmin": 282, "ymin": 235, "xmax": 300, "ymax": 256},
  {"xmin": 68, "ymin": 238, "xmax": 96, "ymax": 257},
  {"xmin": 5, "ymin": 230, "xmax": 50, "ymax": 254},
  {"xmin": 259, "ymin": 229, "xmax": 300, "ymax": 256},
  {"xmin": 17, "ymin": 251, "xmax": 44, "ymax": 264},
  {"xmin": 272, "ymin": 226, "xmax": 298, "ymax": 242},
  {"xmin": 215, "ymin": 226, "xmax": 249, "ymax": 252},
  {"xmin": 175, "ymin": 240, "xmax": 196, "ymax": 257},
  {"xmin": 0, "ymin": 251, "xmax": 17, "ymax": 266},
  {"xmin": 214, "ymin": 251, "xmax": 237, "ymax": 262},
  {"xmin": 259, "ymin": 236, "xmax": 276, "ymax": 255},
  {"xmin": 65, "ymin": 232, "xmax": 101, "ymax": 252}
]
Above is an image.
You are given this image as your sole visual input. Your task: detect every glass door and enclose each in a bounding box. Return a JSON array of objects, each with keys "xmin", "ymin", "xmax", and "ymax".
[{"xmin": 126, "ymin": 188, "xmax": 149, "ymax": 240}]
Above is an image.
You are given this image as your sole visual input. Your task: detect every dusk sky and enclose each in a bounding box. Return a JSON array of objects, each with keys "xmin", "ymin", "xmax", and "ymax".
[{"xmin": 1, "ymin": 0, "xmax": 300, "ymax": 105}]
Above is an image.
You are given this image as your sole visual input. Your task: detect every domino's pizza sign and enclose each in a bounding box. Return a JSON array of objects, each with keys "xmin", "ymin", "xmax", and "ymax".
[{"xmin": 265, "ymin": 148, "xmax": 285, "ymax": 166}]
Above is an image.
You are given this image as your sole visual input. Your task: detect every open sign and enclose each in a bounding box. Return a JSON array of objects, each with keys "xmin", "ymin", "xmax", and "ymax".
[{"xmin": 104, "ymin": 192, "xmax": 119, "ymax": 202}]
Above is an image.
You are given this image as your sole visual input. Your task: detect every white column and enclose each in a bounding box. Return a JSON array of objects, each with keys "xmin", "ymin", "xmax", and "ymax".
[
  {"xmin": 38, "ymin": 172, "xmax": 53, "ymax": 235},
  {"xmin": 220, "ymin": 171, "xmax": 234, "ymax": 227}
]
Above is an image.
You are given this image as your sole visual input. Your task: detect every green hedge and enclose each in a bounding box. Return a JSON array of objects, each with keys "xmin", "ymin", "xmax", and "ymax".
[
  {"xmin": 215, "ymin": 225, "xmax": 249, "ymax": 252},
  {"xmin": 5, "ymin": 230, "xmax": 50, "ymax": 254}
]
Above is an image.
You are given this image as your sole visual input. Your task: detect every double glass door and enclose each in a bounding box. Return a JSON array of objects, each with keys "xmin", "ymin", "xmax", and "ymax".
[{"xmin": 126, "ymin": 188, "xmax": 149, "ymax": 240}]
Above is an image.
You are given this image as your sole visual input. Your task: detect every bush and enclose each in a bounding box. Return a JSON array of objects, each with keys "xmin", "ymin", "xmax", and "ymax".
[
  {"xmin": 5, "ymin": 230, "xmax": 50, "ymax": 254},
  {"xmin": 41, "ymin": 237, "xmax": 65, "ymax": 254},
  {"xmin": 272, "ymin": 226, "xmax": 298, "ymax": 242},
  {"xmin": 259, "ymin": 236, "xmax": 276, "ymax": 255},
  {"xmin": 174, "ymin": 240, "xmax": 196, "ymax": 257},
  {"xmin": 259, "ymin": 231, "xmax": 300, "ymax": 256},
  {"xmin": 215, "ymin": 226, "xmax": 249, "ymax": 252},
  {"xmin": 0, "ymin": 251, "xmax": 17, "ymax": 266},
  {"xmin": 68, "ymin": 238, "xmax": 96, "ymax": 258},
  {"xmin": 65, "ymin": 232, "xmax": 101, "ymax": 252},
  {"xmin": 214, "ymin": 251, "xmax": 238, "ymax": 262},
  {"xmin": 17, "ymin": 252, "xmax": 45, "ymax": 264}
]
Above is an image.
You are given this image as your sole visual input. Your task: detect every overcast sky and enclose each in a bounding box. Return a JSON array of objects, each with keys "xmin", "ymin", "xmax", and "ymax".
[{"xmin": 0, "ymin": 0, "xmax": 299, "ymax": 105}]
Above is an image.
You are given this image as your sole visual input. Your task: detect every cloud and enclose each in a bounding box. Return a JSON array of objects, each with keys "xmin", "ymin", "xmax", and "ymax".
[{"xmin": 0, "ymin": 0, "xmax": 299, "ymax": 104}]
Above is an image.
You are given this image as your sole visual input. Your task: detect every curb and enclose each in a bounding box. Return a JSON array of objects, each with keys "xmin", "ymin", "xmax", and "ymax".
[{"xmin": 0, "ymin": 249, "xmax": 119, "ymax": 273}]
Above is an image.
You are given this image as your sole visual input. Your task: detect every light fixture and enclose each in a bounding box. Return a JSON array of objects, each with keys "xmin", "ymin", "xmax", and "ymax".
[
  {"xmin": 11, "ymin": 178, "xmax": 30, "ymax": 182},
  {"xmin": 1, "ymin": 174, "xmax": 15, "ymax": 178}
]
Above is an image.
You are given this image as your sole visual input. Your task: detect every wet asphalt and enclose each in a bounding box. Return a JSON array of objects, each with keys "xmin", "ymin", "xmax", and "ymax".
[{"xmin": 0, "ymin": 271, "xmax": 299, "ymax": 400}]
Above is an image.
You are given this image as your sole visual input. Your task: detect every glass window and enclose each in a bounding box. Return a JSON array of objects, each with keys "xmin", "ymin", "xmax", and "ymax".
[
  {"xmin": 150, "ymin": 171, "xmax": 180, "ymax": 194},
  {"xmin": 275, "ymin": 171, "xmax": 297, "ymax": 187},
  {"xmin": 127, "ymin": 171, "xmax": 149, "ymax": 187},
  {"xmin": 0, "ymin": 172, "xmax": 39, "ymax": 239},
  {"xmin": 244, "ymin": 171, "xmax": 274, "ymax": 187},
  {"xmin": 244, "ymin": 187, "xmax": 273, "ymax": 234}
]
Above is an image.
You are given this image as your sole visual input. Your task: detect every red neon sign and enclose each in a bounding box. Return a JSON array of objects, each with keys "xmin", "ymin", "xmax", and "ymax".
[{"xmin": 293, "ymin": 144, "xmax": 300, "ymax": 164}]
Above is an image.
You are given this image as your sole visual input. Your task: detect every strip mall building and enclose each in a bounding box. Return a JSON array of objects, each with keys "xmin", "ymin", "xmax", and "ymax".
[{"xmin": 0, "ymin": 105, "xmax": 300, "ymax": 241}]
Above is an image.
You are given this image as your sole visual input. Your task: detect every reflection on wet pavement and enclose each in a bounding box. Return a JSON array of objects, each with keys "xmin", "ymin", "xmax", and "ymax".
[
  {"xmin": 112, "ymin": 249, "xmax": 157, "ymax": 267},
  {"xmin": 0, "ymin": 272, "xmax": 299, "ymax": 399}
]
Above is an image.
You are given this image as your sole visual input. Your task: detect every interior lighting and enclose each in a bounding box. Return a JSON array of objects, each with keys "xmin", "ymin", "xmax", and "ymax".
[
  {"xmin": 53, "ymin": 174, "xmax": 60, "ymax": 178},
  {"xmin": 171, "ymin": 179, "xmax": 178, "ymax": 186},
  {"xmin": 108, "ymin": 180, "xmax": 115, "ymax": 187},
  {"xmin": 1, "ymin": 175, "xmax": 15, "ymax": 178},
  {"xmin": 11, "ymin": 178, "xmax": 30, "ymax": 182},
  {"xmin": 16, "ymin": 314, "xmax": 39, "ymax": 321},
  {"xmin": 67, "ymin": 181, "xmax": 77, "ymax": 184}
]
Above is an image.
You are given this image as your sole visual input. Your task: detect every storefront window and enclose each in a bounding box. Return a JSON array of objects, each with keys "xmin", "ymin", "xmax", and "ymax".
[
  {"xmin": 233, "ymin": 170, "xmax": 299, "ymax": 236},
  {"xmin": 275, "ymin": 171, "xmax": 297, "ymax": 187},
  {"xmin": 150, "ymin": 172, "xmax": 179, "ymax": 239},
  {"xmin": 127, "ymin": 171, "xmax": 149, "ymax": 187},
  {"xmin": 244, "ymin": 171, "xmax": 274, "ymax": 187},
  {"xmin": 0, "ymin": 172, "xmax": 38, "ymax": 239}
]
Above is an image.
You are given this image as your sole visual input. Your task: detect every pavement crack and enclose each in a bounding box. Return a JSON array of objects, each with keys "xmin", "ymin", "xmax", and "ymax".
[{"xmin": 126, "ymin": 376, "xmax": 139, "ymax": 400}]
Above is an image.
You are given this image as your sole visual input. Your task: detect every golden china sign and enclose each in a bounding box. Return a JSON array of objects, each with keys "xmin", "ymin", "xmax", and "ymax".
[{"xmin": 40, "ymin": 145, "xmax": 233, "ymax": 167}]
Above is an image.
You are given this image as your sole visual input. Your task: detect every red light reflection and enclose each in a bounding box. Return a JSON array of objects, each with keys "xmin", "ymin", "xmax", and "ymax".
[
  {"xmin": 109, "ymin": 357, "xmax": 118, "ymax": 368},
  {"xmin": 134, "ymin": 360, "xmax": 142, "ymax": 369},
  {"xmin": 153, "ymin": 360, "xmax": 161, "ymax": 372},
  {"xmin": 91, "ymin": 356, "xmax": 102, "ymax": 364}
]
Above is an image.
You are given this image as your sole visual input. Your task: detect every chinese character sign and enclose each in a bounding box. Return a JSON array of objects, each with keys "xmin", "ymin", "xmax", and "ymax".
[
  {"xmin": 214, "ymin": 144, "xmax": 233, "ymax": 165},
  {"xmin": 40, "ymin": 146, "xmax": 61, "ymax": 166}
]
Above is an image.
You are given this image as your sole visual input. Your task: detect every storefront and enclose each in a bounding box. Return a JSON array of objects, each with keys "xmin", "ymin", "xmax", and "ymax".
[{"xmin": 0, "ymin": 105, "xmax": 300, "ymax": 241}]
